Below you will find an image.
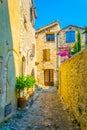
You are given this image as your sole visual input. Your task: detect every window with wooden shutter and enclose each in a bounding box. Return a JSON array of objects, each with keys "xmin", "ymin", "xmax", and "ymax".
[
  {"xmin": 43, "ymin": 49, "xmax": 50, "ymax": 61},
  {"xmin": 46, "ymin": 34, "xmax": 55, "ymax": 42},
  {"xmin": 66, "ymin": 31, "xmax": 75, "ymax": 43}
]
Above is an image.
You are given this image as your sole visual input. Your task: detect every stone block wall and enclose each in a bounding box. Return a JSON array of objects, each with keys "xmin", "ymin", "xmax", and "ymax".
[
  {"xmin": 59, "ymin": 48, "xmax": 87, "ymax": 130},
  {"xmin": 20, "ymin": 0, "xmax": 36, "ymax": 77}
]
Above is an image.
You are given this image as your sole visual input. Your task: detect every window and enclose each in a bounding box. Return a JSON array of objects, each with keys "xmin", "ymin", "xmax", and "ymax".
[
  {"xmin": 43, "ymin": 49, "xmax": 50, "ymax": 61},
  {"xmin": 46, "ymin": 34, "xmax": 55, "ymax": 42},
  {"xmin": 66, "ymin": 31, "xmax": 75, "ymax": 43}
]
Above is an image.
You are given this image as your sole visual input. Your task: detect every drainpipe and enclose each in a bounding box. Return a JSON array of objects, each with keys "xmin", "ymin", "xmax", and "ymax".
[
  {"xmin": 56, "ymin": 33, "xmax": 59, "ymax": 89},
  {"xmin": 56, "ymin": 33, "xmax": 59, "ymax": 68}
]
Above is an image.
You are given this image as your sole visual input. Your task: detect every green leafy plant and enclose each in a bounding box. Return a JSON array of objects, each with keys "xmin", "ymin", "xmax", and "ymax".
[
  {"xmin": 74, "ymin": 42, "xmax": 78, "ymax": 54},
  {"xmin": 16, "ymin": 75, "xmax": 26, "ymax": 98},
  {"xmin": 74, "ymin": 30, "xmax": 81, "ymax": 54},
  {"xmin": 25, "ymin": 75, "xmax": 36, "ymax": 88},
  {"xmin": 16, "ymin": 75, "xmax": 26, "ymax": 90},
  {"xmin": 77, "ymin": 30, "xmax": 81, "ymax": 52},
  {"xmin": 16, "ymin": 75, "xmax": 36, "ymax": 98}
]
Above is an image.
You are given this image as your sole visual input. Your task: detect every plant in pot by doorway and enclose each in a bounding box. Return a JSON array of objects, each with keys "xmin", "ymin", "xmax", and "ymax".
[
  {"xmin": 16, "ymin": 75, "xmax": 27, "ymax": 108},
  {"xmin": 16, "ymin": 75, "xmax": 36, "ymax": 108}
]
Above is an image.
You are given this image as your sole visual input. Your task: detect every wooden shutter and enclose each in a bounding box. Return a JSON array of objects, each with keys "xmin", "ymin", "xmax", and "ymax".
[
  {"xmin": 66, "ymin": 31, "xmax": 75, "ymax": 43},
  {"xmin": 43, "ymin": 49, "xmax": 50, "ymax": 61},
  {"xmin": 43, "ymin": 49, "xmax": 46, "ymax": 61}
]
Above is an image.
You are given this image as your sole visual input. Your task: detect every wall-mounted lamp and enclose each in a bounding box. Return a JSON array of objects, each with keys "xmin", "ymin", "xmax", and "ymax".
[
  {"xmin": 27, "ymin": 49, "xmax": 34, "ymax": 62},
  {"xmin": 29, "ymin": 53, "xmax": 34, "ymax": 60}
]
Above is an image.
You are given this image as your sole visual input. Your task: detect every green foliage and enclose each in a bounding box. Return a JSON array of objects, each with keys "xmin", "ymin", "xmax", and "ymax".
[
  {"xmin": 74, "ymin": 30, "xmax": 81, "ymax": 54},
  {"xmin": 16, "ymin": 75, "xmax": 36, "ymax": 97},
  {"xmin": 16, "ymin": 75, "xmax": 26, "ymax": 90},
  {"xmin": 68, "ymin": 47, "xmax": 71, "ymax": 54},
  {"xmin": 25, "ymin": 75, "xmax": 36, "ymax": 88},
  {"xmin": 74, "ymin": 42, "xmax": 78, "ymax": 54},
  {"xmin": 16, "ymin": 75, "xmax": 36, "ymax": 90},
  {"xmin": 77, "ymin": 30, "xmax": 81, "ymax": 52}
]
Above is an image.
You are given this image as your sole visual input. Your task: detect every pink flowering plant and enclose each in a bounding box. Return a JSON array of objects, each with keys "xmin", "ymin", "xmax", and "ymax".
[{"xmin": 57, "ymin": 46, "xmax": 72, "ymax": 63}]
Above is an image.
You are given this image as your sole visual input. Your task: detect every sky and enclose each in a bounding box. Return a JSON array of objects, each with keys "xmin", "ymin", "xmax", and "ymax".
[{"xmin": 34, "ymin": 0, "xmax": 87, "ymax": 29}]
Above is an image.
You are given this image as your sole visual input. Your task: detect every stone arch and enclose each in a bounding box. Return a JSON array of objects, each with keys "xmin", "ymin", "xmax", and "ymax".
[
  {"xmin": 5, "ymin": 49, "xmax": 19, "ymax": 67},
  {"xmin": 3, "ymin": 49, "xmax": 19, "ymax": 104}
]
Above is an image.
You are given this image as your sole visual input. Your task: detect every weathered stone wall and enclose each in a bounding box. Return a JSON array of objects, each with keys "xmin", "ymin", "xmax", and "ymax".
[
  {"xmin": 0, "ymin": 0, "xmax": 20, "ymax": 122},
  {"xmin": 59, "ymin": 48, "xmax": 87, "ymax": 130},
  {"xmin": 20, "ymin": 0, "xmax": 36, "ymax": 77},
  {"xmin": 0, "ymin": 0, "xmax": 36, "ymax": 123}
]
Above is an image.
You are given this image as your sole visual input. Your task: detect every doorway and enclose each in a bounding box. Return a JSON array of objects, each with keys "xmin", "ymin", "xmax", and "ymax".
[{"xmin": 44, "ymin": 69, "xmax": 54, "ymax": 86}]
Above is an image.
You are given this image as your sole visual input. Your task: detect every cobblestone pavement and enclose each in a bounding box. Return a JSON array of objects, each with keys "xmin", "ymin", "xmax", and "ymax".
[{"xmin": 0, "ymin": 87, "xmax": 80, "ymax": 130}]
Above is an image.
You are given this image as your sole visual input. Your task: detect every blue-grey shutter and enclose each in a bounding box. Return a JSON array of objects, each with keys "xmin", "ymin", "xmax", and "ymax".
[{"xmin": 66, "ymin": 31, "xmax": 75, "ymax": 43}]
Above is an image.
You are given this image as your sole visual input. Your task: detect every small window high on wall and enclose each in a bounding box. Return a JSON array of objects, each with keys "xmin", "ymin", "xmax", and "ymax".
[
  {"xmin": 46, "ymin": 34, "xmax": 55, "ymax": 42},
  {"xmin": 66, "ymin": 31, "xmax": 75, "ymax": 43}
]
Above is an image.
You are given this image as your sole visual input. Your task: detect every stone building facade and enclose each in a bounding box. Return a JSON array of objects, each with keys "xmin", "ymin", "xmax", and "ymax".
[
  {"xmin": 20, "ymin": 0, "xmax": 37, "ymax": 77},
  {"xmin": 36, "ymin": 21, "xmax": 60, "ymax": 88},
  {"xmin": 57, "ymin": 25, "xmax": 86, "ymax": 66},
  {"xmin": 0, "ymin": 0, "xmax": 36, "ymax": 122}
]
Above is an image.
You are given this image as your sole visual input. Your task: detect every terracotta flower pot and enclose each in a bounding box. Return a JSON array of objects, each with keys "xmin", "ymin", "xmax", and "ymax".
[{"xmin": 17, "ymin": 97, "xmax": 27, "ymax": 108}]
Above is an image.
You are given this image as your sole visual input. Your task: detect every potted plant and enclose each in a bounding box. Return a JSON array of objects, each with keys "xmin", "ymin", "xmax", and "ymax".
[
  {"xmin": 16, "ymin": 75, "xmax": 36, "ymax": 108},
  {"xmin": 26, "ymin": 75, "xmax": 36, "ymax": 96},
  {"xmin": 16, "ymin": 75, "xmax": 28, "ymax": 108}
]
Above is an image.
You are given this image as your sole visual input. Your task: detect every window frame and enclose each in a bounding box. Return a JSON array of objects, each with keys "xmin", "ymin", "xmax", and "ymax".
[
  {"xmin": 46, "ymin": 33, "xmax": 55, "ymax": 42},
  {"xmin": 66, "ymin": 31, "xmax": 75, "ymax": 43}
]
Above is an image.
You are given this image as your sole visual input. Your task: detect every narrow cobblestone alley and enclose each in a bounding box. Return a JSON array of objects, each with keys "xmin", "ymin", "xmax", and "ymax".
[{"xmin": 0, "ymin": 88, "xmax": 80, "ymax": 130}]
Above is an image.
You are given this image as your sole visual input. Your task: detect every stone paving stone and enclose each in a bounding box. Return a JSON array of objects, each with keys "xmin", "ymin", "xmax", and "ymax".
[{"xmin": 0, "ymin": 87, "xmax": 80, "ymax": 130}]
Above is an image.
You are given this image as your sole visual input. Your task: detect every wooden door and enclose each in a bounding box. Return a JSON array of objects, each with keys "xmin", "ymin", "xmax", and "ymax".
[{"xmin": 44, "ymin": 69, "xmax": 54, "ymax": 86}]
